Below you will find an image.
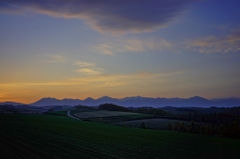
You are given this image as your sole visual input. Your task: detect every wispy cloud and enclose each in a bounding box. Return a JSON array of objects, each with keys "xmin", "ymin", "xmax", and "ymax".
[
  {"xmin": 0, "ymin": 70, "xmax": 186, "ymax": 88},
  {"xmin": 74, "ymin": 60, "xmax": 104, "ymax": 75},
  {"xmin": 0, "ymin": 69, "xmax": 189, "ymax": 103},
  {"xmin": 191, "ymin": 29, "xmax": 240, "ymax": 54},
  {"xmin": 44, "ymin": 54, "xmax": 66, "ymax": 63},
  {"xmin": 94, "ymin": 38, "xmax": 171, "ymax": 55},
  {"xmin": 70, "ymin": 70, "xmax": 186, "ymax": 88},
  {"xmin": 137, "ymin": 71, "xmax": 153, "ymax": 78},
  {"xmin": 74, "ymin": 61, "xmax": 95, "ymax": 67},
  {"xmin": 124, "ymin": 39, "xmax": 171, "ymax": 52},
  {"xmin": 0, "ymin": 92, "xmax": 22, "ymax": 102},
  {"xmin": 0, "ymin": 92, "xmax": 7, "ymax": 99},
  {"xmin": 0, "ymin": 0, "xmax": 199, "ymax": 34},
  {"xmin": 75, "ymin": 68, "xmax": 103, "ymax": 75},
  {"xmin": 97, "ymin": 44, "xmax": 114, "ymax": 55}
]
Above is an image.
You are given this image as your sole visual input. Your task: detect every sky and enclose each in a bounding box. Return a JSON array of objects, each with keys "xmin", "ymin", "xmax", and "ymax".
[{"xmin": 0, "ymin": 0, "xmax": 240, "ymax": 103}]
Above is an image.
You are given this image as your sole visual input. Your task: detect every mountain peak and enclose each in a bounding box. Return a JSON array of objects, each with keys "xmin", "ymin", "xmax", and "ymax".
[
  {"xmin": 41, "ymin": 97, "xmax": 57, "ymax": 100},
  {"xmin": 189, "ymin": 96, "xmax": 207, "ymax": 100},
  {"xmin": 0, "ymin": 101, "xmax": 23, "ymax": 106},
  {"xmin": 84, "ymin": 97, "xmax": 95, "ymax": 101},
  {"xmin": 97, "ymin": 96, "xmax": 113, "ymax": 100},
  {"xmin": 37, "ymin": 97, "xmax": 58, "ymax": 101}
]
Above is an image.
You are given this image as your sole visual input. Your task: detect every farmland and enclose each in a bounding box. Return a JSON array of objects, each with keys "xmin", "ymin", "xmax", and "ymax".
[
  {"xmin": 73, "ymin": 110, "xmax": 139, "ymax": 119},
  {"xmin": 117, "ymin": 118, "xmax": 193, "ymax": 129},
  {"xmin": 72, "ymin": 110, "xmax": 153, "ymax": 123},
  {"xmin": 1, "ymin": 114, "xmax": 240, "ymax": 159}
]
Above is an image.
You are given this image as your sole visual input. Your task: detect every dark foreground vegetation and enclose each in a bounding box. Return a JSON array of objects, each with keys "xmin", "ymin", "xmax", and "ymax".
[
  {"xmin": 1, "ymin": 114, "xmax": 240, "ymax": 159},
  {"xmin": 1, "ymin": 103, "xmax": 240, "ymax": 139}
]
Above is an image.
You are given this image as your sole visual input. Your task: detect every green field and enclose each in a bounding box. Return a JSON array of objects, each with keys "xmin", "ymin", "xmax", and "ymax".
[
  {"xmin": 45, "ymin": 110, "xmax": 68, "ymax": 116},
  {"xmin": 73, "ymin": 110, "xmax": 153, "ymax": 123},
  {"xmin": 1, "ymin": 114, "xmax": 240, "ymax": 159},
  {"xmin": 74, "ymin": 110, "xmax": 146, "ymax": 119}
]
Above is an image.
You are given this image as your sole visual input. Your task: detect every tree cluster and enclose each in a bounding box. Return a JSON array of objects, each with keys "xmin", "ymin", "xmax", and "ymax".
[
  {"xmin": 99, "ymin": 103, "xmax": 129, "ymax": 112},
  {"xmin": 0, "ymin": 104, "xmax": 18, "ymax": 113},
  {"xmin": 134, "ymin": 107, "xmax": 169, "ymax": 116},
  {"xmin": 74, "ymin": 105, "xmax": 95, "ymax": 110},
  {"xmin": 98, "ymin": 104, "xmax": 169, "ymax": 116},
  {"xmin": 167, "ymin": 120, "xmax": 240, "ymax": 138}
]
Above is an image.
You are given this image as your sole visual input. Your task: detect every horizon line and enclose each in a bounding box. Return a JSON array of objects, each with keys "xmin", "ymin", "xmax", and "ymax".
[{"xmin": 1, "ymin": 95, "xmax": 240, "ymax": 105}]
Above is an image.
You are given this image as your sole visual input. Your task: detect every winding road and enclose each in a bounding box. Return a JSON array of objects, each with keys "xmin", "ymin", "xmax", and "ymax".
[{"xmin": 67, "ymin": 111, "xmax": 79, "ymax": 120}]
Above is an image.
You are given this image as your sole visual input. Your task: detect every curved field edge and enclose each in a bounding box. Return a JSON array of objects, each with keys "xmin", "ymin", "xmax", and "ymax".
[
  {"xmin": 1, "ymin": 114, "xmax": 240, "ymax": 159},
  {"xmin": 73, "ymin": 110, "xmax": 150, "ymax": 119}
]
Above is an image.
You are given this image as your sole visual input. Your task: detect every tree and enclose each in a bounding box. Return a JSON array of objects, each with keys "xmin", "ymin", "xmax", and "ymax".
[
  {"xmin": 140, "ymin": 122, "xmax": 146, "ymax": 129},
  {"xmin": 189, "ymin": 120, "xmax": 195, "ymax": 133},
  {"xmin": 167, "ymin": 123, "xmax": 173, "ymax": 130},
  {"xmin": 229, "ymin": 121, "xmax": 240, "ymax": 138},
  {"xmin": 204, "ymin": 124, "xmax": 211, "ymax": 134}
]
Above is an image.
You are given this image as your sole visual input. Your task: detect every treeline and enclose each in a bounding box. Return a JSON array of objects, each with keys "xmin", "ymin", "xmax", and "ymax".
[
  {"xmin": 133, "ymin": 107, "xmax": 169, "ymax": 116},
  {"xmin": 74, "ymin": 105, "xmax": 96, "ymax": 110},
  {"xmin": 0, "ymin": 104, "xmax": 18, "ymax": 113},
  {"xmin": 165, "ymin": 107, "xmax": 240, "ymax": 139},
  {"xmin": 98, "ymin": 103, "xmax": 168, "ymax": 116},
  {"xmin": 99, "ymin": 103, "xmax": 129, "ymax": 111},
  {"xmin": 167, "ymin": 120, "xmax": 240, "ymax": 138},
  {"xmin": 165, "ymin": 108, "xmax": 240, "ymax": 125}
]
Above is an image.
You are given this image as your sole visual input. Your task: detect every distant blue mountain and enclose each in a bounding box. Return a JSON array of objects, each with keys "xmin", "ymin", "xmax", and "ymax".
[
  {"xmin": 31, "ymin": 97, "xmax": 83, "ymax": 106},
  {"xmin": 0, "ymin": 101, "xmax": 23, "ymax": 106},
  {"xmin": 29, "ymin": 96, "xmax": 240, "ymax": 107}
]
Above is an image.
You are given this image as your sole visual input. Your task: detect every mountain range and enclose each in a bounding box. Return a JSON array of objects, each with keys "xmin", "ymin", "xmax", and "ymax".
[
  {"xmin": 0, "ymin": 101, "xmax": 24, "ymax": 106},
  {"xmin": 1, "ymin": 96, "xmax": 240, "ymax": 108},
  {"xmin": 25, "ymin": 96, "xmax": 240, "ymax": 107}
]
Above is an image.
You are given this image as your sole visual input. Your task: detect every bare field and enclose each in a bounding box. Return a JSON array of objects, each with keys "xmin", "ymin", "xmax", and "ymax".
[
  {"xmin": 117, "ymin": 118, "xmax": 189, "ymax": 129},
  {"xmin": 74, "ymin": 110, "xmax": 141, "ymax": 119}
]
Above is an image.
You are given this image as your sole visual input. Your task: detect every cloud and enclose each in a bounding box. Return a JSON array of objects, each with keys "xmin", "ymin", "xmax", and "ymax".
[
  {"xmin": 65, "ymin": 73, "xmax": 160, "ymax": 88},
  {"xmin": 97, "ymin": 44, "xmax": 114, "ymax": 55},
  {"xmin": 0, "ymin": 92, "xmax": 7, "ymax": 99},
  {"xmin": 0, "ymin": 0, "xmax": 198, "ymax": 33},
  {"xmin": 74, "ymin": 61, "xmax": 95, "ymax": 67},
  {"xmin": 124, "ymin": 39, "xmax": 171, "ymax": 52},
  {"xmin": 0, "ymin": 70, "xmax": 186, "ymax": 93},
  {"xmin": 74, "ymin": 60, "xmax": 104, "ymax": 75},
  {"xmin": 69, "ymin": 70, "xmax": 185, "ymax": 88},
  {"xmin": 94, "ymin": 38, "xmax": 171, "ymax": 55},
  {"xmin": 75, "ymin": 68, "xmax": 103, "ymax": 75},
  {"xmin": 44, "ymin": 54, "xmax": 66, "ymax": 63},
  {"xmin": 137, "ymin": 71, "xmax": 153, "ymax": 78},
  {"xmin": 191, "ymin": 29, "xmax": 240, "ymax": 54}
]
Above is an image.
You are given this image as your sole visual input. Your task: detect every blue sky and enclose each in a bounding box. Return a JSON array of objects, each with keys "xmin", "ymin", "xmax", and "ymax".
[{"xmin": 0, "ymin": 0, "xmax": 240, "ymax": 103}]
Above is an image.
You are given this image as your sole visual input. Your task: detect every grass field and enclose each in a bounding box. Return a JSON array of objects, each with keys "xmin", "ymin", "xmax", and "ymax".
[
  {"xmin": 45, "ymin": 110, "xmax": 68, "ymax": 116},
  {"xmin": 1, "ymin": 114, "xmax": 240, "ymax": 159},
  {"xmin": 73, "ymin": 110, "xmax": 143, "ymax": 119},
  {"xmin": 73, "ymin": 110, "xmax": 152, "ymax": 123}
]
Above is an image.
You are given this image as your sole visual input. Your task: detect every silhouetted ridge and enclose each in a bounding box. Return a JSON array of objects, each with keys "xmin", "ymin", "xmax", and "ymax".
[{"xmin": 29, "ymin": 96, "xmax": 240, "ymax": 107}]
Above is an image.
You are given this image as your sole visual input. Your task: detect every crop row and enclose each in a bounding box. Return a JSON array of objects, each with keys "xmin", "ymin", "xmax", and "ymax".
[{"xmin": 1, "ymin": 114, "xmax": 240, "ymax": 159}]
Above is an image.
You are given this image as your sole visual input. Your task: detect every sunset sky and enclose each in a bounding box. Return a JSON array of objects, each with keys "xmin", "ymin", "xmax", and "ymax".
[{"xmin": 0, "ymin": 0, "xmax": 240, "ymax": 103}]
